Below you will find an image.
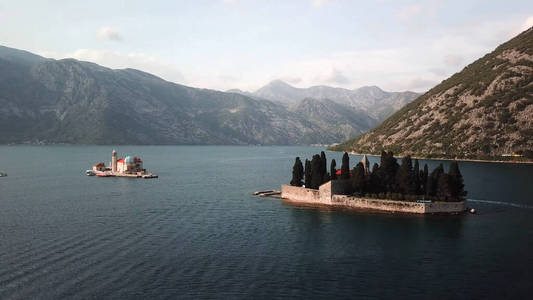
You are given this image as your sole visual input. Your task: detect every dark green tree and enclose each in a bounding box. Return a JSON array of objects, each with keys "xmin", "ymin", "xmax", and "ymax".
[
  {"xmin": 448, "ymin": 161, "xmax": 467, "ymax": 201},
  {"xmin": 413, "ymin": 159, "xmax": 420, "ymax": 195},
  {"xmin": 422, "ymin": 164, "xmax": 429, "ymax": 196},
  {"xmin": 369, "ymin": 163, "xmax": 380, "ymax": 193},
  {"xmin": 351, "ymin": 162, "xmax": 366, "ymax": 194},
  {"xmin": 310, "ymin": 154, "xmax": 323, "ymax": 189},
  {"xmin": 290, "ymin": 157, "xmax": 304, "ymax": 187},
  {"xmin": 340, "ymin": 152, "xmax": 350, "ymax": 180},
  {"xmin": 396, "ymin": 155, "xmax": 415, "ymax": 195},
  {"xmin": 428, "ymin": 164, "xmax": 444, "ymax": 196},
  {"xmin": 437, "ymin": 173, "xmax": 452, "ymax": 201},
  {"xmin": 304, "ymin": 159, "xmax": 311, "ymax": 188},
  {"xmin": 330, "ymin": 159, "xmax": 337, "ymax": 180},
  {"xmin": 320, "ymin": 151, "xmax": 328, "ymax": 183},
  {"xmin": 379, "ymin": 151, "xmax": 399, "ymax": 193}
]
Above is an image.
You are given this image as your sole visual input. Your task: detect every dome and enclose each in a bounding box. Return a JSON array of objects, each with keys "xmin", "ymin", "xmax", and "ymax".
[{"xmin": 124, "ymin": 156, "xmax": 134, "ymax": 163}]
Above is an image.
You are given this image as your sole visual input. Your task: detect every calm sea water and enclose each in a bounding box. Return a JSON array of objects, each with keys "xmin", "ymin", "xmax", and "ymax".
[{"xmin": 0, "ymin": 146, "xmax": 532, "ymax": 299}]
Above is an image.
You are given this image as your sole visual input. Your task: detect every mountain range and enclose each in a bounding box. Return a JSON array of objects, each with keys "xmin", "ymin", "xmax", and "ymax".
[
  {"xmin": 0, "ymin": 45, "xmax": 418, "ymax": 145},
  {"xmin": 330, "ymin": 26, "xmax": 533, "ymax": 159},
  {"xmin": 231, "ymin": 80, "xmax": 419, "ymax": 121}
]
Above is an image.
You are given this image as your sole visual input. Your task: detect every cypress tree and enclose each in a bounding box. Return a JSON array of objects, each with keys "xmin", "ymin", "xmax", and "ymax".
[
  {"xmin": 437, "ymin": 173, "xmax": 452, "ymax": 201},
  {"xmin": 320, "ymin": 151, "xmax": 329, "ymax": 183},
  {"xmin": 413, "ymin": 159, "xmax": 420, "ymax": 195},
  {"xmin": 370, "ymin": 163, "xmax": 380, "ymax": 193},
  {"xmin": 310, "ymin": 154, "xmax": 322, "ymax": 189},
  {"xmin": 330, "ymin": 159, "xmax": 337, "ymax": 180},
  {"xmin": 379, "ymin": 151, "xmax": 399, "ymax": 193},
  {"xmin": 351, "ymin": 162, "xmax": 366, "ymax": 194},
  {"xmin": 304, "ymin": 159, "xmax": 312, "ymax": 188},
  {"xmin": 396, "ymin": 155, "xmax": 415, "ymax": 195},
  {"xmin": 448, "ymin": 161, "xmax": 467, "ymax": 201},
  {"xmin": 422, "ymin": 164, "xmax": 429, "ymax": 196},
  {"xmin": 428, "ymin": 164, "xmax": 444, "ymax": 196},
  {"xmin": 340, "ymin": 152, "xmax": 350, "ymax": 180},
  {"xmin": 290, "ymin": 157, "xmax": 304, "ymax": 187}
]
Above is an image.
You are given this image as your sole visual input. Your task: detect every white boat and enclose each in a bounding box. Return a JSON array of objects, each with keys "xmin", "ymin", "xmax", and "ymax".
[{"xmin": 86, "ymin": 170, "xmax": 96, "ymax": 176}]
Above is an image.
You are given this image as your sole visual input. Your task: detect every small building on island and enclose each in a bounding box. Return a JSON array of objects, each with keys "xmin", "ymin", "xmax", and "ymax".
[{"xmin": 87, "ymin": 150, "xmax": 157, "ymax": 178}]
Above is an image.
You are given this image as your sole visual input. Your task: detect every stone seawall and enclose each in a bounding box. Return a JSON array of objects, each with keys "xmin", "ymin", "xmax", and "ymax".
[
  {"xmin": 332, "ymin": 195, "xmax": 465, "ymax": 214},
  {"xmin": 281, "ymin": 182, "xmax": 465, "ymax": 214},
  {"xmin": 281, "ymin": 185, "xmax": 323, "ymax": 204}
]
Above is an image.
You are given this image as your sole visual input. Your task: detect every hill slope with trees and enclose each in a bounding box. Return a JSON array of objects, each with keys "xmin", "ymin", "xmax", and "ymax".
[{"xmin": 330, "ymin": 27, "xmax": 533, "ymax": 160}]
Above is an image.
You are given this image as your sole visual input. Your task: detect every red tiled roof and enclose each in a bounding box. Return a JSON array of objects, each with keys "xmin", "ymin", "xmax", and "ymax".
[
  {"xmin": 336, "ymin": 169, "xmax": 352, "ymax": 175},
  {"xmin": 117, "ymin": 158, "xmax": 125, "ymax": 163}
]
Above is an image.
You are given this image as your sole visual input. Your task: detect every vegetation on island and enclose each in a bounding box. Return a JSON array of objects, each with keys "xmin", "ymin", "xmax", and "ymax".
[{"xmin": 290, "ymin": 151, "xmax": 467, "ymax": 202}]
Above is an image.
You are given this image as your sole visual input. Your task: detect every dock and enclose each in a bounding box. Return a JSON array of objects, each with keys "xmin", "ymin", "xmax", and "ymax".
[
  {"xmin": 94, "ymin": 171, "xmax": 158, "ymax": 179},
  {"xmin": 253, "ymin": 190, "xmax": 281, "ymax": 198}
]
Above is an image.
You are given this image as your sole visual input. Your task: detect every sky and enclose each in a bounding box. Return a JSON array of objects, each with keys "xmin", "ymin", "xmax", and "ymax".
[{"xmin": 0, "ymin": 0, "xmax": 532, "ymax": 92}]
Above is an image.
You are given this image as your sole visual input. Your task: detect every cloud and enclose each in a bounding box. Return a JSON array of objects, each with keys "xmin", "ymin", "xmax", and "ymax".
[
  {"xmin": 320, "ymin": 68, "xmax": 350, "ymax": 85},
  {"xmin": 521, "ymin": 16, "xmax": 533, "ymax": 31},
  {"xmin": 403, "ymin": 78, "xmax": 438, "ymax": 91},
  {"xmin": 395, "ymin": 4, "xmax": 423, "ymax": 22},
  {"xmin": 96, "ymin": 27, "xmax": 122, "ymax": 41},
  {"xmin": 428, "ymin": 68, "xmax": 447, "ymax": 76},
  {"xmin": 511, "ymin": 15, "xmax": 533, "ymax": 36},
  {"xmin": 443, "ymin": 54, "xmax": 463, "ymax": 66},
  {"xmin": 312, "ymin": 0, "xmax": 336, "ymax": 8},
  {"xmin": 280, "ymin": 76, "xmax": 302, "ymax": 85},
  {"xmin": 35, "ymin": 14, "xmax": 533, "ymax": 93}
]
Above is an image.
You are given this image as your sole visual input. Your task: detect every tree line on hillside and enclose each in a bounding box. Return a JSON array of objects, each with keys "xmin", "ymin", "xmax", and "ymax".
[{"xmin": 290, "ymin": 151, "xmax": 467, "ymax": 202}]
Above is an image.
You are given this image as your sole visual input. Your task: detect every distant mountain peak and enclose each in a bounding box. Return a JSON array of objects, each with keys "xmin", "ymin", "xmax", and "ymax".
[
  {"xmin": 266, "ymin": 79, "xmax": 293, "ymax": 87},
  {"xmin": 253, "ymin": 80, "xmax": 419, "ymax": 120},
  {"xmin": 356, "ymin": 85, "xmax": 384, "ymax": 92}
]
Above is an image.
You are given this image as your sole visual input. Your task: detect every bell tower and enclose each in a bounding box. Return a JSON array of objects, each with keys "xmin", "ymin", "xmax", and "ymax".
[
  {"xmin": 112, "ymin": 150, "xmax": 117, "ymax": 172},
  {"xmin": 361, "ymin": 154, "xmax": 370, "ymax": 175}
]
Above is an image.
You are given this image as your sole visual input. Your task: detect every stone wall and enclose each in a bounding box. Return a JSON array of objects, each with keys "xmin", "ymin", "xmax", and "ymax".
[
  {"xmin": 332, "ymin": 195, "xmax": 465, "ymax": 214},
  {"xmin": 424, "ymin": 201, "xmax": 466, "ymax": 213},
  {"xmin": 281, "ymin": 185, "xmax": 321, "ymax": 204},
  {"xmin": 332, "ymin": 195, "xmax": 426, "ymax": 213},
  {"xmin": 281, "ymin": 181, "xmax": 465, "ymax": 214},
  {"xmin": 282, "ymin": 180, "xmax": 351, "ymax": 205}
]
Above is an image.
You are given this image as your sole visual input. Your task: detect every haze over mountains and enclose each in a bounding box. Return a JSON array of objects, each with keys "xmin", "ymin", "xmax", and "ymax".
[
  {"xmin": 331, "ymin": 27, "xmax": 533, "ymax": 159},
  {"xmin": 231, "ymin": 80, "xmax": 419, "ymax": 121},
  {"xmin": 0, "ymin": 46, "xmax": 418, "ymax": 145}
]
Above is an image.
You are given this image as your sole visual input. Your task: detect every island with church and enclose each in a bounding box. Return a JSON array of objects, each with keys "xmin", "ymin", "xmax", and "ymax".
[
  {"xmin": 86, "ymin": 150, "xmax": 158, "ymax": 179},
  {"xmin": 281, "ymin": 151, "xmax": 467, "ymax": 214}
]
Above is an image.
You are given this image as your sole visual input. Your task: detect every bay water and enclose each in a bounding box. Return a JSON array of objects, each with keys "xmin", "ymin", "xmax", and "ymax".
[{"xmin": 0, "ymin": 146, "xmax": 532, "ymax": 299}]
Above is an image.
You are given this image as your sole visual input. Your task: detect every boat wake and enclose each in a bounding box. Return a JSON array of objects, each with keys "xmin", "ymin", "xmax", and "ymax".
[{"xmin": 467, "ymin": 199, "xmax": 533, "ymax": 209}]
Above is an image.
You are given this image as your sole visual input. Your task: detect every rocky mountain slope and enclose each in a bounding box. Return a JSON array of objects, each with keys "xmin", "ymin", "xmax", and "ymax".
[
  {"xmin": 290, "ymin": 98, "xmax": 379, "ymax": 141},
  {"xmin": 252, "ymin": 80, "xmax": 420, "ymax": 121},
  {"xmin": 330, "ymin": 27, "xmax": 533, "ymax": 160},
  {"xmin": 0, "ymin": 46, "xmax": 380, "ymax": 145}
]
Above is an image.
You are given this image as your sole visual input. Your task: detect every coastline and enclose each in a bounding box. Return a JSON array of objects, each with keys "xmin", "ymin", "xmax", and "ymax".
[
  {"xmin": 327, "ymin": 150, "xmax": 533, "ymax": 165},
  {"xmin": 281, "ymin": 184, "xmax": 466, "ymax": 214}
]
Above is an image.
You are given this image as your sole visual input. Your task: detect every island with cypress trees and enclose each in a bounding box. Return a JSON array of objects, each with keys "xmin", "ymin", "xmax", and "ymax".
[{"xmin": 282, "ymin": 151, "xmax": 467, "ymax": 214}]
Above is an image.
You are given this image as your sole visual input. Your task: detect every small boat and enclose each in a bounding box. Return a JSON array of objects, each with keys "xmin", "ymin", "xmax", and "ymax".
[
  {"xmin": 0, "ymin": 172, "xmax": 7, "ymax": 177},
  {"xmin": 417, "ymin": 199, "xmax": 432, "ymax": 203},
  {"xmin": 86, "ymin": 170, "xmax": 96, "ymax": 176}
]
